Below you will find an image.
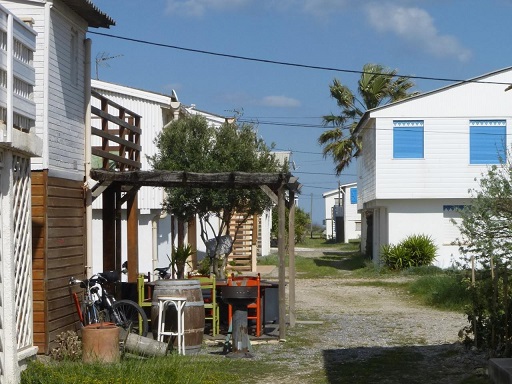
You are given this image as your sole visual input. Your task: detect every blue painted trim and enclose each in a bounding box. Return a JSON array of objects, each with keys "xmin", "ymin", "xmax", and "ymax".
[{"xmin": 350, "ymin": 188, "xmax": 357, "ymax": 204}]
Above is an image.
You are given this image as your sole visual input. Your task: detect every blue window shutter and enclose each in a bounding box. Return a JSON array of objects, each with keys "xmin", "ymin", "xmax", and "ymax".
[
  {"xmin": 470, "ymin": 120, "xmax": 506, "ymax": 164},
  {"xmin": 393, "ymin": 120, "xmax": 424, "ymax": 158},
  {"xmin": 350, "ymin": 188, "xmax": 357, "ymax": 204}
]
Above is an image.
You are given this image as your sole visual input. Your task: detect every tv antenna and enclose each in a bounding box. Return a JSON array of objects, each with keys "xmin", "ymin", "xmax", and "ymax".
[{"xmin": 95, "ymin": 52, "xmax": 123, "ymax": 80}]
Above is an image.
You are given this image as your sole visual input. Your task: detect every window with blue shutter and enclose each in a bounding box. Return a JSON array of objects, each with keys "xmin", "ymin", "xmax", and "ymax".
[
  {"xmin": 393, "ymin": 120, "xmax": 424, "ymax": 159},
  {"xmin": 350, "ymin": 188, "xmax": 357, "ymax": 204},
  {"xmin": 469, "ymin": 120, "xmax": 506, "ymax": 164}
]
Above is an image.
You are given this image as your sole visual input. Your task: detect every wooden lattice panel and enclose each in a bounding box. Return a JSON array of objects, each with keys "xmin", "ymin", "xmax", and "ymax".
[
  {"xmin": 227, "ymin": 213, "xmax": 254, "ymax": 272},
  {"xmin": 12, "ymin": 155, "xmax": 32, "ymax": 350}
]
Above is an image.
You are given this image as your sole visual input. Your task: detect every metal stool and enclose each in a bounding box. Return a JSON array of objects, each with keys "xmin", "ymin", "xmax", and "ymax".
[{"xmin": 157, "ymin": 296, "xmax": 187, "ymax": 355}]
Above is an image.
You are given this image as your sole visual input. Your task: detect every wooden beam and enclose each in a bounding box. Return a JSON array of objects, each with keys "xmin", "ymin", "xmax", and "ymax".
[
  {"xmin": 102, "ymin": 187, "xmax": 116, "ymax": 272},
  {"xmin": 288, "ymin": 190, "xmax": 296, "ymax": 327},
  {"xmin": 91, "ymin": 127, "xmax": 142, "ymax": 151},
  {"xmin": 278, "ymin": 184, "xmax": 286, "ymax": 340},
  {"xmin": 260, "ymin": 185, "xmax": 278, "ymax": 204},
  {"xmin": 89, "ymin": 170, "xmax": 299, "ymax": 192},
  {"xmin": 91, "ymin": 148, "xmax": 141, "ymax": 170}
]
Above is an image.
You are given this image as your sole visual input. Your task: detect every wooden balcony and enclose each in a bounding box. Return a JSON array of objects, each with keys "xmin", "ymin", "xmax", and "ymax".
[{"xmin": 91, "ymin": 90, "xmax": 141, "ymax": 171}]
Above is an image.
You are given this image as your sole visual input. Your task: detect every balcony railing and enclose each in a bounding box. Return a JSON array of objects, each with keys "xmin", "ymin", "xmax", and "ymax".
[{"xmin": 91, "ymin": 90, "xmax": 141, "ymax": 171}]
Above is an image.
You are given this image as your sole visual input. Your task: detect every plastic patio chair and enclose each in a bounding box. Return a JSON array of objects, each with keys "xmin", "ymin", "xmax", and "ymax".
[{"xmin": 189, "ymin": 274, "xmax": 220, "ymax": 336}]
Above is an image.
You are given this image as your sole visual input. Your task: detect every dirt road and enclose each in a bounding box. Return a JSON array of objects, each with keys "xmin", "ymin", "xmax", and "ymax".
[{"xmin": 249, "ymin": 248, "xmax": 490, "ymax": 383}]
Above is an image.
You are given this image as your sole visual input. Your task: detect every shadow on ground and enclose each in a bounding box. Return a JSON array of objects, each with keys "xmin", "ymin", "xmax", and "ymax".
[
  {"xmin": 322, "ymin": 344, "xmax": 489, "ymax": 384},
  {"xmin": 312, "ymin": 252, "xmax": 367, "ymax": 271}
]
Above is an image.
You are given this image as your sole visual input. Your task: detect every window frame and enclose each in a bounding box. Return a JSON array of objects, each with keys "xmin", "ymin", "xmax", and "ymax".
[
  {"xmin": 393, "ymin": 120, "xmax": 424, "ymax": 159},
  {"xmin": 469, "ymin": 120, "xmax": 506, "ymax": 165}
]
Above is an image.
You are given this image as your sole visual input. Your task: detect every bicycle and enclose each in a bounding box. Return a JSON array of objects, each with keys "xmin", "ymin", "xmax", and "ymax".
[{"xmin": 69, "ymin": 271, "xmax": 149, "ymax": 337}]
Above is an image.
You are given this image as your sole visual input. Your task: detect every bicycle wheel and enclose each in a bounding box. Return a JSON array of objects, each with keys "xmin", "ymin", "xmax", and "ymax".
[{"xmin": 111, "ymin": 299, "xmax": 149, "ymax": 337}]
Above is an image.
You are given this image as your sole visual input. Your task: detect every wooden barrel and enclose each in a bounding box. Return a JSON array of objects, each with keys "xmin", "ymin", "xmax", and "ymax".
[{"xmin": 151, "ymin": 280, "xmax": 204, "ymax": 355}]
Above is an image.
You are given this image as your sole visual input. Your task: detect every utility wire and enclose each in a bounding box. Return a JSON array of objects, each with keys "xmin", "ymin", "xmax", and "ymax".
[{"xmin": 88, "ymin": 31, "xmax": 512, "ymax": 86}]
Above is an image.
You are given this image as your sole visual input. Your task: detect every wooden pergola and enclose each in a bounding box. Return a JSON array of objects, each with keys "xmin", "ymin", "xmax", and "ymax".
[{"xmin": 89, "ymin": 169, "xmax": 301, "ymax": 339}]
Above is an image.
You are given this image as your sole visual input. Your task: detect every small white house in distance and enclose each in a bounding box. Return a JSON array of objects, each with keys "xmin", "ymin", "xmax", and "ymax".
[
  {"xmin": 354, "ymin": 67, "xmax": 512, "ymax": 268},
  {"xmin": 323, "ymin": 183, "xmax": 360, "ymax": 242}
]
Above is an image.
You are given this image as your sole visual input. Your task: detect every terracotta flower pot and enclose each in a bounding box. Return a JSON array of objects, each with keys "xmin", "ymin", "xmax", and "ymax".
[{"xmin": 81, "ymin": 323, "xmax": 120, "ymax": 363}]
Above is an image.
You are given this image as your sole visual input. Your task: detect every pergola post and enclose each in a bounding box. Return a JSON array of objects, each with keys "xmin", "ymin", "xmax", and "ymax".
[
  {"xmin": 126, "ymin": 192, "xmax": 139, "ymax": 282},
  {"xmin": 102, "ymin": 187, "xmax": 116, "ymax": 272},
  {"xmin": 278, "ymin": 183, "xmax": 286, "ymax": 340},
  {"xmin": 288, "ymin": 190, "xmax": 296, "ymax": 327}
]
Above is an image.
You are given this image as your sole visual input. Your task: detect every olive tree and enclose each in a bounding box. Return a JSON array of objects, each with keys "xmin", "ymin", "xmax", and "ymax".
[
  {"xmin": 149, "ymin": 115, "xmax": 284, "ymax": 278},
  {"xmin": 455, "ymin": 155, "xmax": 512, "ymax": 355}
]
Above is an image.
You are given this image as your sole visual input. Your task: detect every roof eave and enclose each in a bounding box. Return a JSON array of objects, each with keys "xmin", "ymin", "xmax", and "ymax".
[{"xmin": 62, "ymin": 0, "xmax": 115, "ymax": 29}]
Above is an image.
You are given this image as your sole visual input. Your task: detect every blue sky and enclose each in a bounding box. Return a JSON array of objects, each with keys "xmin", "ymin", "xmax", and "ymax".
[{"xmin": 89, "ymin": 0, "xmax": 512, "ymax": 224}]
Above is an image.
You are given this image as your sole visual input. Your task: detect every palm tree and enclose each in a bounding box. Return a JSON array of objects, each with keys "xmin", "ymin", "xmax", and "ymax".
[{"xmin": 319, "ymin": 63, "xmax": 418, "ymax": 174}]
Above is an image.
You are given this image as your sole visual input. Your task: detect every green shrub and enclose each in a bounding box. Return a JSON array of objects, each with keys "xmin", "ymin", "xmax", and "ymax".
[{"xmin": 381, "ymin": 234, "xmax": 437, "ymax": 270}]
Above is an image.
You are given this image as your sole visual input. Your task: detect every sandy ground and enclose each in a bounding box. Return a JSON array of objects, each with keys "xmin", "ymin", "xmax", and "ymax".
[{"xmin": 216, "ymin": 247, "xmax": 491, "ymax": 383}]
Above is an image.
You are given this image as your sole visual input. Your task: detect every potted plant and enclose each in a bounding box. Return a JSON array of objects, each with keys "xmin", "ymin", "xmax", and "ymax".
[{"xmin": 172, "ymin": 244, "xmax": 194, "ymax": 279}]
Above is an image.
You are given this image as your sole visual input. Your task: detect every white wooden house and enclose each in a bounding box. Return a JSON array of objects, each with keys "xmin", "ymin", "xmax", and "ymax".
[
  {"xmin": 0, "ymin": 5, "xmax": 41, "ymax": 381},
  {"xmin": 354, "ymin": 67, "xmax": 512, "ymax": 268},
  {"xmin": 0, "ymin": 0, "xmax": 114, "ymax": 362},
  {"xmin": 323, "ymin": 182, "xmax": 360, "ymax": 242}
]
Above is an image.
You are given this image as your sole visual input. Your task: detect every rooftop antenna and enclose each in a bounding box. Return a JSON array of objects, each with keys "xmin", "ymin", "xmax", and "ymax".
[{"xmin": 95, "ymin": 52, "xmax": 123, "ymax": 80}]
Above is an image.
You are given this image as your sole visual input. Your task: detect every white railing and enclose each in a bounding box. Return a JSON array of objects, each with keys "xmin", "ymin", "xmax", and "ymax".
[{"xmin": 0, "ymin": 6, "xmax": 36, "ymax": 141}]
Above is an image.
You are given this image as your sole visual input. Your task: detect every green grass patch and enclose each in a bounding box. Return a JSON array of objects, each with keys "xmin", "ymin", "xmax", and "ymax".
[
  {"xmin": 297, "ymin": 237, "xmax": 360, "ymax": 250},
  {"xmin": 407, "ymin": 273, "xmax": 469, "ymax": 311},
  {"xmin": 259, "ymin": 251, "xmax": 367, "ymax": 278},
  {"xmin": 22, "ymin": 355, "xmax": 241, "ymax": 384}
]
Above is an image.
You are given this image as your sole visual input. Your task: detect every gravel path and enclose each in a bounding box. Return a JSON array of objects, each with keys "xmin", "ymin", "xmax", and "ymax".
[{"xmin": 226, "ymin": 248, "xmax": 491, "ymax": 383}]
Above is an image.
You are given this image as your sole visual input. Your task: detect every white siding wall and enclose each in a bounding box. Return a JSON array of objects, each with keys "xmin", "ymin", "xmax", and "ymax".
[
  {"xmin": 358, "ymin": 120, "xmax": 376, "ymax": 208},
  {"xmin": 381, "ymin": 199, "xmax": 469, "ymax": 268},
  {"xmin": 46, "ymin": 6, "xmax": 87, "ymax": 179},
  {"xmin": 259, "ymin": 209, "xmax": 271, "ymax": 256},
  {"xmin": 323, "ymin": 191, "xmax": 336, "ymax": 239},
  {"xmin": 359, "ymin": 69, "xmax": 512, "ymax": 205},
  {"xmin": 373, "ymin": 117, "xmax": 502, "ymax": 199},
  {"xmin": 1, "ymin": 1, "xmax": 89, "ymax": 177},
  {"xmin": 90, "ymin": 85, "xmax": 172, "ymax": 210},
  {"xmin": 323, "ymin": 184, "xmax": 360, "ymax": 242},
  {"xmin": 344, "ymin": 186, "xmax": 360, "ymax": 241}
]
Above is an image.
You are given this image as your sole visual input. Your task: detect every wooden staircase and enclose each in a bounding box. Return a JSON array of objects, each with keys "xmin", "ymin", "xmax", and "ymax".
[{"xmin": 227, "ymin": 213, "xmax": 255, "ymax": 273}]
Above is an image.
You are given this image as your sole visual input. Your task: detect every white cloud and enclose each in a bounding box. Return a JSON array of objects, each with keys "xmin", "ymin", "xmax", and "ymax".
[
  {"xmin": 165, "ymin": 0, "xmax": 250, "ymax": 17},
  {"xmin": 365, "ymin": 3, "xmax": 472, "ymax": 62},
  {"xmin": 260, "ymin": 95, "xmax": 301, "ymax": 108}
]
